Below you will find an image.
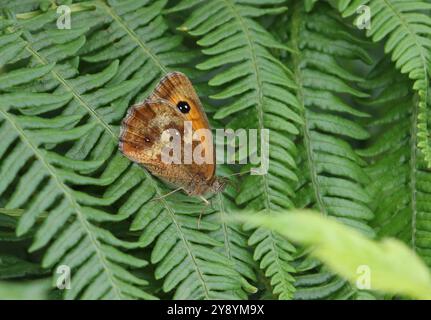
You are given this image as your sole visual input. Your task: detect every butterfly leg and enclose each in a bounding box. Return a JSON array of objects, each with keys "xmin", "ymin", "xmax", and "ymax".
[
  {"xmin": 197, "ymin": 196, "xmax": 210, "ymax": 229},
  {"xmin": 199, "ymin": 195, "xmax": 210, "ymax": 206},
  {"xmin": 151, "ymin": 187, "xmax": 183, "ymax": 201}
]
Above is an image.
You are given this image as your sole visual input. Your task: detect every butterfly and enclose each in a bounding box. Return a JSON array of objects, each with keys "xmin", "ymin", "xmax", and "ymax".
[{"xmin": 119, "ymin": 72, "xmax": 226, "ymax": 201}]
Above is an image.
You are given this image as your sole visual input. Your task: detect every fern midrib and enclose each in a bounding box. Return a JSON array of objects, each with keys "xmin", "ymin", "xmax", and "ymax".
[
  {"xmin": 410, "ymin": 95, "xmax": 419, "ymax": 250},
  {"xmin": 98, "ymin": 0, "xmax": 168, "ymax": 74},
  {"xmin": 383, "ymin": 0, "xmax": 430, "ymax": 166},
  {"xmin": 290, "ymin": 3, "xmax": 327, "ymax": 215},
  {"xmin": 383, "ymin": 0, "xmax": 429, "ymax": 83},
  {"xmin": 381, "ymin": 0, "xmax": 430, "ymax": 249},
  {"xmin": 151, "ymin": 175, "xmax": 211, "ymax": 298},
  {"xmin": 222, "ymin": 0, "xmax": 271, "ymax": 211},
  {"xmin": 222, "ymin": 0, "xmax": 295, "ymax": 295},
  {"xmin": 8, "ymin": 17, "xmax": 116, "ymax": 139},
  {"xmin": 25, "ymin": 45, "xmax": 117, "ymax": 139},
  {"xmin": 0, "ymin": 108, "xmax": 124, "ymax": 299},
  {"xmin": 217, "ymin": 193, "xmax": 233, "ymax": 260}
]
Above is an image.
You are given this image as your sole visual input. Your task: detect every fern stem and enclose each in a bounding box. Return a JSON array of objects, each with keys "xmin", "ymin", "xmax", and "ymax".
[
  {"xmin": 220, "ymin": 0, "xmax": 296, "ymax": 298},
  {"xmin": 410, "ymin": 95, "xmax": 419, "ymax": 250},
  {"xmin": 222, "ymin": 0, "xmax": 272, "ymax": 211},
  {"xmin": 6, "ymin": 11, "xmax": 117, "ymax": 139},
  {"xmin": 25, "ymin": 45, "xmax": 117, "ymax": 139},
  {"xmin": 148, "ymin": 172, "xmax": 212, "ymax": 299},
  {"xmin": 216, "ymin": 193, "xmax": 233, "ymax": 260},
  {"xmin": 290, "ymin": 3, "xmax": 327, "ymax": 215},
  {"xmin": 382, "ymin": 0, "xmax": 430, "ymax": 165},
  {"xmin": 378, "ymin": 0, "xmax": 431, "ymax": 251},
  {"xmin": 98, "ymin": 0, "xmax": 168, "ymax": 75}
]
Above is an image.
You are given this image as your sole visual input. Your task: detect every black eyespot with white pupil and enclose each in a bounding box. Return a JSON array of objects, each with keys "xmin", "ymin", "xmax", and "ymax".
[{"xmin": 177, "ymin": 101, "xmax": 191, "ymax": 114}]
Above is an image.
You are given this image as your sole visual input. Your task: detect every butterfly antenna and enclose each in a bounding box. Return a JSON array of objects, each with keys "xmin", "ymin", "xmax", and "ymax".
[
  {"xmin": 224, "ymin": 170, "xmax": 252, "ymax": 178},
  {"xmin": 220, "ymin": 170, "xmax": 252, "ymax": 192}
]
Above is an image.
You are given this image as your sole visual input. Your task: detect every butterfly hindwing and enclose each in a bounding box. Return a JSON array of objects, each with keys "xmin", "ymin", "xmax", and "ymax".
[{"xmin": 119, "ymin": 99, "xmax": 183, "ymax": 164}]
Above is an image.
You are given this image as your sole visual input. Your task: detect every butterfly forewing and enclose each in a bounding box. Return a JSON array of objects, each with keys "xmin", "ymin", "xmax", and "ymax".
[{"xmin": 149, "ymin": 72, "xmax": 212, "ymax": 133}]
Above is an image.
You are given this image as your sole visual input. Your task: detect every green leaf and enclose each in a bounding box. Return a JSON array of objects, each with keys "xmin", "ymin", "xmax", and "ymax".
[{"xmin": 238, "ymin": 210, "xmax": 431, "ymax": 300}]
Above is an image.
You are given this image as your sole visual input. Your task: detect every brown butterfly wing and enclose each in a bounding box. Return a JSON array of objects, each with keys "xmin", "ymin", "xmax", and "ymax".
[
  {"xmin": 119, "ymin": 99, "xmax": 196, "ymax": 189},
  {"xmin": 119, "ymin": 96, "xmax": 216, "ymax": 195},
  {"xmin": 120, "ymin": 99, "xmax": 177, "ymax": 163},
  {"xmin": 149, "ymin": 72, "xmax": 216, "ymax": 179}
]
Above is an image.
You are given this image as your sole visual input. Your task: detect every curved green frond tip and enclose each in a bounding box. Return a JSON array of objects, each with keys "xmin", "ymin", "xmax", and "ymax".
[{"xmin": 234, "ymin": 210, "xmax": 431, "ymax": 300}]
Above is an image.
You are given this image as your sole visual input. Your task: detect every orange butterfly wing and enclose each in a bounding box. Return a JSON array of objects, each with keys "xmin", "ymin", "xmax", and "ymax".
[{"xmin": 148, "ymin": 71, "xmax": 216, "ymax": 179}]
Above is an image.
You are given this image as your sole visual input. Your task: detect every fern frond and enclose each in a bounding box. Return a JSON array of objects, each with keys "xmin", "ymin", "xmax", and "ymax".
[
  {"xmin": 1, "ymin": 0, "xmax": 427, "ymax": 301},
  {"xmin": 131, "ymin": 185, "xmax": 256, "ymax": 299},
  {"xmin": 287, "ymin": 3, "xmax": 374, "ymax": 299},
  {"xmin": 0, "ymin": 0, "xmax": 251, "ymax": 300},
  {"xmin": 0, "ymin": 1, "xmax": 174, "ymax": 300},
  {"xmin": 86, "ymin": 0, "xmax": 252, "ymax": 299},
  {"xmin": 208, "ymin": 167, "xmax": 258, "ymax": 298},
  {"xmin": 0, "ymin": 13, "xmax": 157, "ymax": 297},
  {"xmin": 315, "ymin": 0, "xmax": 431, "ymax": 167},
  {"xmin": 0, "ymin": 0, "xmax": 49, "ymax": 14},
  {"xmin": 358, "ymin": 57, "xmax": 431, "ymax": 267},
  {"xmin": 0, "ymin": 211, "xmax": 47, "ymax": 280},
  {"xmin": 176, "ymin": 0, "xmax": 300, "ymax": 299}
]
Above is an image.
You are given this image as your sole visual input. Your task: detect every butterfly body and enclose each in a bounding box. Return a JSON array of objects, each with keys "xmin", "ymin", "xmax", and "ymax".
[{"xmin": 119, "ymin": 72, "xmax": 225, "ymax": 196}]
